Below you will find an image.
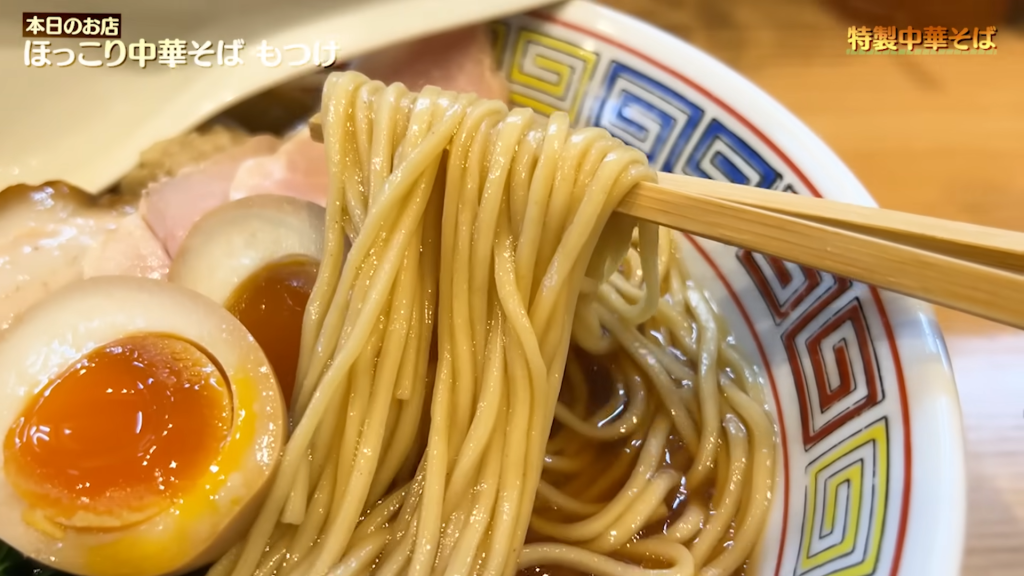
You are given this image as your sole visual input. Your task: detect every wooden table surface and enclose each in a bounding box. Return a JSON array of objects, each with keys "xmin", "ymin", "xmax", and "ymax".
[{"xmin": 600, "ymin": 0, "xmax": 1024, "ymax": 574}]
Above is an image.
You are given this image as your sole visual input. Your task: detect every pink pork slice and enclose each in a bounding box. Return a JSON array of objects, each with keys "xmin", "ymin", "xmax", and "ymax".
[
  {"xmin": 351, "ymin": 25, "xmax": 509, "ymax": 102},
  {"xmin": 229, "ymin": 128, "xmax": 329, "ymax": 207},
  {"xmin": 140, "ymin": 135, "xmax": 281, "ymax": 257},
  {"xmin": 83, "ymin": 212, "xmax": 172, "ymax": 280}
]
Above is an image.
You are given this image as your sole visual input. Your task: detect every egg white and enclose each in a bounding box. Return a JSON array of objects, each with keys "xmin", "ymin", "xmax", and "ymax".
[{"xmin": 169, "ymin": 194, "xmax": 325, "ymax": 305}]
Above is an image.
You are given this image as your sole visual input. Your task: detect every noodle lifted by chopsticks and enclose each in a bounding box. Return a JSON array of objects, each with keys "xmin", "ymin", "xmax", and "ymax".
[{"xmin": 210, "ymin": 70, "xmax": 775, "ymax": 576}]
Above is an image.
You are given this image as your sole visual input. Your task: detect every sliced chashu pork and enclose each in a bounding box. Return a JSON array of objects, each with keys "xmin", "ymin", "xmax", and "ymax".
[
  {"xmin": 351, "ymin": 25, "xmax": 509, "ymax": 101},
  {"xmin": 119, "ymin": 125, "xmax": 251, "ymax": 197},
  {"xmin": 0, "ymin": 183, "xmax": 132, "ymax": 331},
  {"xmin": 229, "ymin": 128, "xmax": 328, "ymax": 206},
  {"xmin": 82, "ymin": 212, "xmax": 171, "ymax": 281},
  {"xmin": 140, "ymin": 135, "xmax": 281, "ymax": 257}
]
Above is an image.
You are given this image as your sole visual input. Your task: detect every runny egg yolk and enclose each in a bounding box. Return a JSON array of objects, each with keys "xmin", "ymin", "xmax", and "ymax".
[
  {"xmin": 3, "ymin": 335, "xmax": 231, "ymax": 530},
  {"xmin": 224, "ymin": 256, "xmax": 318, "ymax": 409}
]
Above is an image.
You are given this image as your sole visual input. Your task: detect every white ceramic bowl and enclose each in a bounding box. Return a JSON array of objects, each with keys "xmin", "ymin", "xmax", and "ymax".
[{"xmin": 491, "ymin": 2, "xmax": 964, "ymax": 575}]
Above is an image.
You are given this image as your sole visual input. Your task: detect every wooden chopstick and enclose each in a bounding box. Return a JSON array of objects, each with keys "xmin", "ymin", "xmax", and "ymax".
[
  {"xmin": 623, "ymin": 182, "xmax": 1024, "ymax": 330},
  {"xmin": 658, "ymin": 172, "xmax": 1024, "ymax": 275},
  {"xmin": 307, "ymin": 114, "xmax": 1024, "ymax": 331}
]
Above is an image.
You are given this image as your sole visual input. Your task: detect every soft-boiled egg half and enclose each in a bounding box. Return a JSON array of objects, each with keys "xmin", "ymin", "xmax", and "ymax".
[
  {"xmin": 169, "ymin": 194, "xmax": 325, "ymax": 410},
  {"xmin": 0, "ymin": 275, "xmax": 286, "ymax": 576}
]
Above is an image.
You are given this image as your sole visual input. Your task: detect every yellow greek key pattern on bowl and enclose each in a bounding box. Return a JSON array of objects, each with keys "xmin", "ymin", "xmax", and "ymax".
[
  {"xmin": 508, "ymin": 30, "xmax": 597, "ymax": 123},
  {"xmin": 798, "ymin": 418, "xmax": 889, "ymax": 576}
]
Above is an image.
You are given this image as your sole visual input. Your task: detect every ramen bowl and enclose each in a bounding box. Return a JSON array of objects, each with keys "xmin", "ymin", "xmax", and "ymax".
[
  {"xmin": 1, "ymin": 0, "xmax": 965, "ymax": 574},
  {"xmin": 486, "ymin": 2, "xmax": 964, "ymax": 575}
]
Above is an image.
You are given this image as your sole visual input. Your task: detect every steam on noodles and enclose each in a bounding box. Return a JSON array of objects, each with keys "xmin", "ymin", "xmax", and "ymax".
[{"xmin": 210, "ymin": 70, "xmax": 775, "ymax": 576}]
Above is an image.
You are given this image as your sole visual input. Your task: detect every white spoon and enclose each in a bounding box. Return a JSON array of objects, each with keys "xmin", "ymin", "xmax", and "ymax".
[{"xmin": 0, "ymin": 0, "xmax": 555, "ymax": 193}]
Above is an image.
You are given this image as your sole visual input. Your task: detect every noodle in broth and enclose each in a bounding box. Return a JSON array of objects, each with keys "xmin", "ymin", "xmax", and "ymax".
[{"xmin": 209, "ymin": 70, "xmax": 775, "ymax": 576}]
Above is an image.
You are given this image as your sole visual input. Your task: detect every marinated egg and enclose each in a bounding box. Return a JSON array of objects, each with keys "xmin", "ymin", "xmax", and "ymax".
[
  {"xmin": 168, "ymin": 194, "xmax": 324, "ymax": 409},
  {"xmin": 0, "ymin": 276, "xmax": 286, "ymax": 576}
]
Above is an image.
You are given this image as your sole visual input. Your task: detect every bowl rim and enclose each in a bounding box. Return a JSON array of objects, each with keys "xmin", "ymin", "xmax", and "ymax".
[{"xmin": 524, "ymin": 2, "xmax": 966, "ymax": 575}]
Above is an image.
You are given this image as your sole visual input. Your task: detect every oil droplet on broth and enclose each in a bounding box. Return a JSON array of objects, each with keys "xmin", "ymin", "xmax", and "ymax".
[
  {"xmin": 225, "ymin": 256, "xmax": 319, "ymax": 409},
  {"xmin": 3, "ymin": 335, "xmax": 231, "ymax": 527}
]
